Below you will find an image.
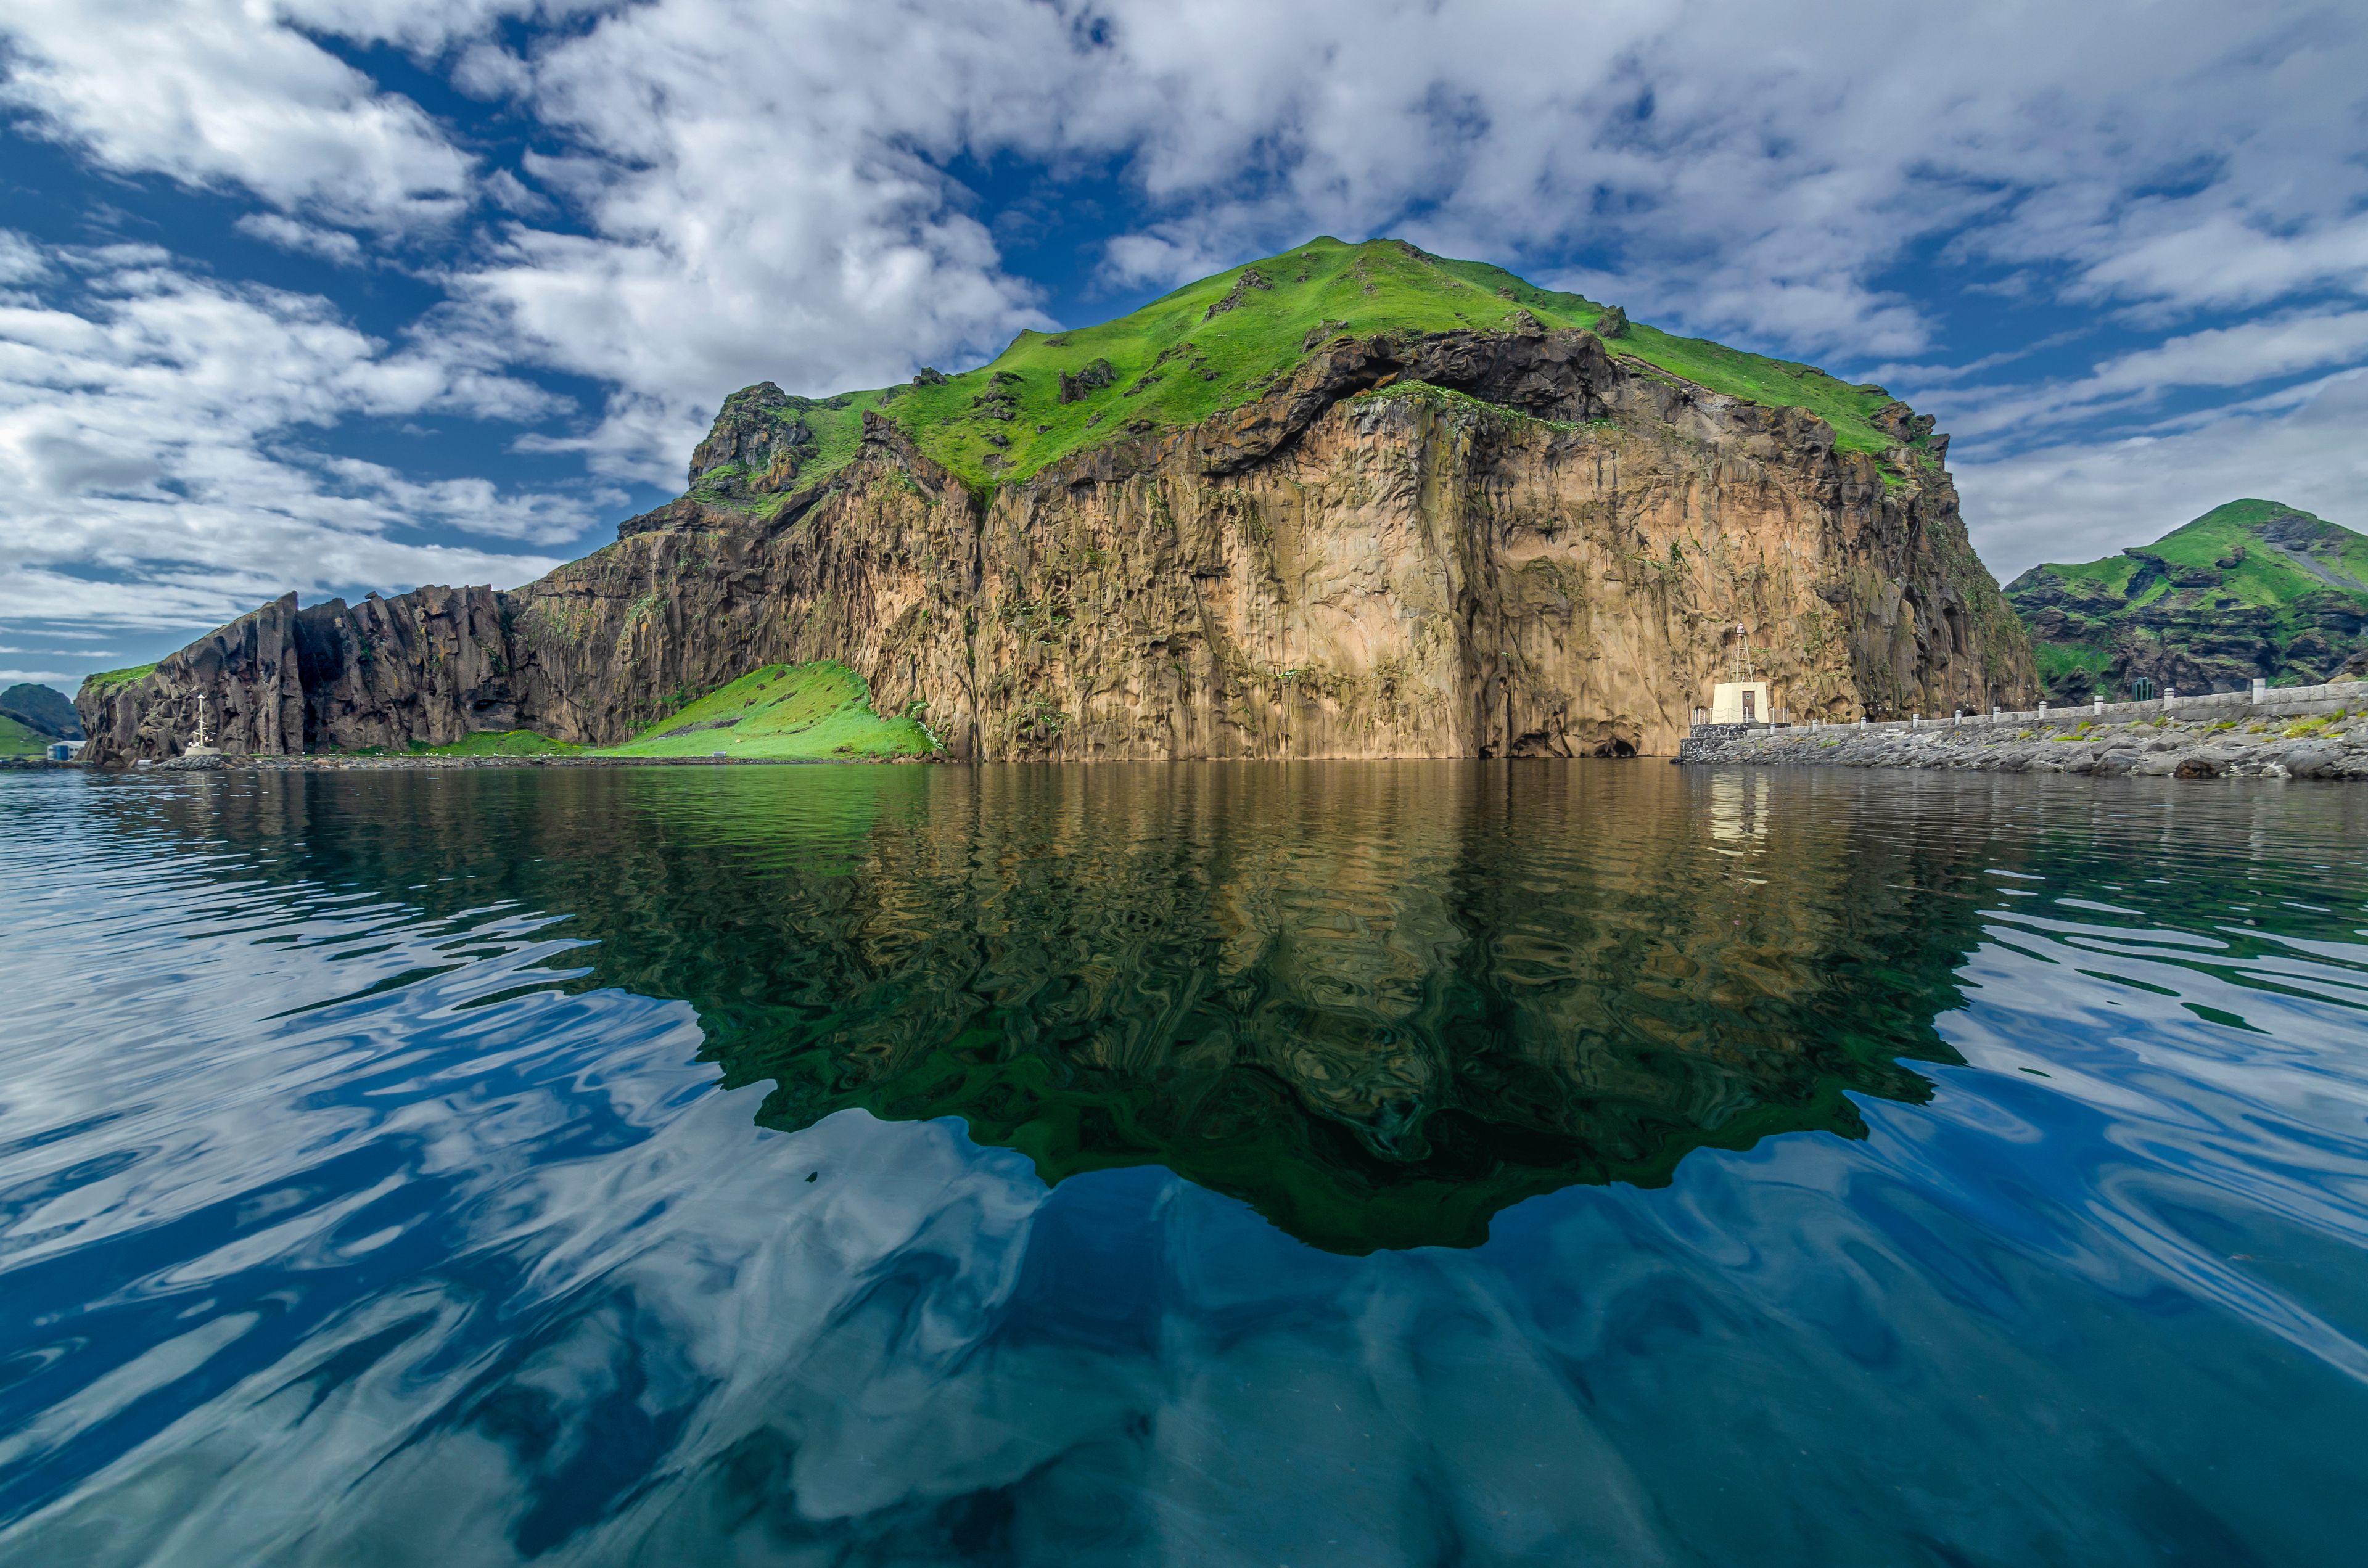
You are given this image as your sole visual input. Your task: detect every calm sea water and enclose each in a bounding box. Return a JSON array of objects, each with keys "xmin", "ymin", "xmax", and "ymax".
[{"xmin": 2, "ymin": 763, "xmax": 2366, "ymax": 1566}]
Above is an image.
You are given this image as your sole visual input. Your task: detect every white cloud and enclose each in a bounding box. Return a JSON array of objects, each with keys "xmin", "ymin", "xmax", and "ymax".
[
  {"xmin": 1932, "ymin": 309, "xmax": 2368, "ymax": 440},
  {"xmin": 4, "ymin": 0, "xmax": 2367, "ymax": 607},
  {"xmin": 0, "ymin": 231, "xmax": 51, "ymax": 287},
  {"xmin": 1, "ymin": 0, "xmax": 477, "ymax": 232},
  {"xmin": 234, "ymin": 213, "xmax": 365, "ymax": 266},
  {"xmin": 0, "ymin": 239, "xmax": 582, "ymax": 633},
  {"xmin": 432, "ymin": 0, "xmax": 1086, "ymax": 482},
  {"xmin": 423, "ymin": 0, "xmax": 2368, "ymax": 494},
  {"xmin": 1071, "ymin": 1, "xmax": 2368, "ymax": 358},
  {"xmin": 1959, "ymin": 371, "xmax": 2368, "ymax": 579}
]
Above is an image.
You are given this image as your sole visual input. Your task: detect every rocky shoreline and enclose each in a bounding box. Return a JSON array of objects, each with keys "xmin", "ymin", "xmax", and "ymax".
[{"xmin": 1679, "ymin": 686, "xmax": 2364, "ymax": 779}]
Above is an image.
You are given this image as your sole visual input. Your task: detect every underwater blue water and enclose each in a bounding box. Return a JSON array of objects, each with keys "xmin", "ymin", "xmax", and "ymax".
[{"xmin": 2, "ymin": 763, "xmax": 2365, "ymax": 1566}]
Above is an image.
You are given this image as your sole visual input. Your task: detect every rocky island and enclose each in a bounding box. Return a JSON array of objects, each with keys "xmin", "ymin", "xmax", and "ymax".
[
  {"xmin": 2007, "ymin": 499, "xmax": 2368, "ymax": 700},
  {"xmin": 78, "ymin": 238, "xmax": 2034, "ymax": 765}
]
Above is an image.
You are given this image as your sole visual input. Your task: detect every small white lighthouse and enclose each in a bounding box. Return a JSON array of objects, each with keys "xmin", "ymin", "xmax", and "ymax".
[
  {"xmin": 1708, "ymin": 624, "xmax": 1773, "ymax": 724},
  {"xmin": 185, "ymin": 691, "xmax": 223, "ymax": 758}
]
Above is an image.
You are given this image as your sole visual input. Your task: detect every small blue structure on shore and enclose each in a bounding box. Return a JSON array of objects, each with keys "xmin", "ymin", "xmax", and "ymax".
[{"xmin": 46, "ymin": 741, "xmax": 80, "ymax": 762}]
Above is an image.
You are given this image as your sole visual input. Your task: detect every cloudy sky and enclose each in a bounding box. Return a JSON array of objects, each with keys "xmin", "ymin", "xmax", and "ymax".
[{"xmin": 2, "ymin": 0, "xmax": 2364, "ymax": 692}]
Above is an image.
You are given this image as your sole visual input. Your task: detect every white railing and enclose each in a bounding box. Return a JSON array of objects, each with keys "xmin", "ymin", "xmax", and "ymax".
[{"xmin": 1772, "ymin": 676, "xmax": 2359, "ymax": 737}]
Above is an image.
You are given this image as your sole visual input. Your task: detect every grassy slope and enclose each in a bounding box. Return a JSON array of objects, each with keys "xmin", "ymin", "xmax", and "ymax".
[
  {"xmin": 0, "ymin": 714, "xmax": 52, "ymax": 757},
  {"xmin": 2039, "ymin": 499, "xmax": 2368, "ymax": 609},
  {"xmin": 696, "ymin": 237, "xmax": 1911, "ymax": 507},
  {"xmin": 2032, "ymin": 639, "xmax": 2111, "ymax": 692},
  {"xmin": 598, "ymin": 662, "xmax": 935, "ymax": 760}
]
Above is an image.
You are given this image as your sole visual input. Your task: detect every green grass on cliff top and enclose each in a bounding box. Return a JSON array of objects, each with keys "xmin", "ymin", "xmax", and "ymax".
[
  {"xmin": 598, "ymin": 662, "xmax": 936, "ymax": 760},
  {"xmin": 78, "ymin": 662, "xmax": 157, "ymax": 700},
  {"xmin": 703, "ymin": 237, "xmax": 1909, "ymax": 502},
  {"xmin": 0, "ymin": 714, "xmax": 52, "ymax": 757},
  {"xmin": 2024, "ymin": 499, "xmax": 2368, "ymax": 611}
]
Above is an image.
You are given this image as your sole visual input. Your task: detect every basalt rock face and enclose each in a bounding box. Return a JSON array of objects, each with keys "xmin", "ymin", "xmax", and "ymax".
[
  {"xmin": 80, "ymin": 594, "xmax": 307, "ymax": 762},
  {"xmin": 78, "ymin": 327, "xmax": 2034, "ymax": 763},
  {"xmin": 290, "ymin": 586, "xmax": 519, "ymax": 751}
]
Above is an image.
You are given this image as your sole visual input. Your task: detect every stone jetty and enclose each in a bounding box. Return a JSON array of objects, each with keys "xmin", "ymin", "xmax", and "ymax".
[{"xmin": 1678, "ymin": 680, "xmax": 2366, "ymax": 779}]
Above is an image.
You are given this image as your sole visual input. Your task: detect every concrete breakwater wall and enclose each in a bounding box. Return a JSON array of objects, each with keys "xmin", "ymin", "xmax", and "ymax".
[{"xmin": 1677, "ymin": 679, "xmax": 2366, "ymax": 779}]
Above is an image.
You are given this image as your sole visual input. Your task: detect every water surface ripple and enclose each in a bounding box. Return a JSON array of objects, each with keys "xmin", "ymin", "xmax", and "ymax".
[{"xmin": 2, "ymin": 763, "xmax": 2365, "ymax": 1565}]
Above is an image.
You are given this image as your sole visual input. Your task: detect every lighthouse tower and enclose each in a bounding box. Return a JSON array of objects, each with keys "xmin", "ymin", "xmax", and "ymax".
[
  {"xmin": 184, "ymin": 692, "xmax": 223, "ymax": 758},
  {"xmin": 1707, "ymin": 625, "xmax": 1774, "ymax": 726}
]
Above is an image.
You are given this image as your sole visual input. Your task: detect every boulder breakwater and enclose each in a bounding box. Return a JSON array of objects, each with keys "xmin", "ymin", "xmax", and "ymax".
[{"xmin": 1677, "ymin": 679, "xmax": 2366, "ymax": 779}]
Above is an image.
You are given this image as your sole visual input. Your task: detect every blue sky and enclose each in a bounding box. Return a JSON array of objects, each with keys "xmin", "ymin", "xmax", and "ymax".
[{"xmin": 3, "ymin": 0, "xmax": 2366, "ymax": 696}]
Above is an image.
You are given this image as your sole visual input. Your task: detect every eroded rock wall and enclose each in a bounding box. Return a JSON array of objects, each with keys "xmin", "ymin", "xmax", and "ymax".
[
  {"xmin": 80, "ymin": 594, "xmax": 306, "ymax": 763},
  {"xmin": 78, "ymin": 328, "xmax": 2036, "ymax": 763}
]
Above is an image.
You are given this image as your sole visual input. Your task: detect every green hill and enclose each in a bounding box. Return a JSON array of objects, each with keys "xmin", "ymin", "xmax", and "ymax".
[
  {"xmin": 0, "ymin": 683, "xmax": 80, "ymax": 739},
  {"xmin": 0, "ymin": 714, "xmax": 56, "ymax": 757},
  {"xmin": 2005, "ymin": 499, "xmax": 2368, "ymax": 698},
  {"xmin": 679, "ymin": 236, "xmax": 1923, "ymax": 511},
  {"xmin": 81, "ymin": 237, "xmax": 2019, "ymax": 765}
]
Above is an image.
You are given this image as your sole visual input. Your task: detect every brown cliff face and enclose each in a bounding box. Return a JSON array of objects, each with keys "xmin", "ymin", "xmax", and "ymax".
[{"xmin": 78, "ymin": 327, "xmax": 2034, "ymax": 763}]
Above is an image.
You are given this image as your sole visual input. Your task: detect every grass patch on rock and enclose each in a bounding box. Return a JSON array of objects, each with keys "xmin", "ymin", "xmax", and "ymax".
[
  {"xmin": 599, "ymin": 662, "xmax": 936, "ymax": 760},
  {"xmin": 80, "ymin": 663, "xmax": 157, "ymax": 697}
]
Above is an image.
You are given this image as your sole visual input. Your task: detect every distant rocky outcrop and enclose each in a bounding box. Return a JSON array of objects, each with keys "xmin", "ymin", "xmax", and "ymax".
[
  {"xmin": 2007, "ymin": 499, "xmax": 2368, "ymax": 699},
  {"xmin": 683, "ymin": 381, "xmax": 818, "ymax": 498},
  {"xmin": 0, "ymin": 683, "xmax": 80, "ymax": 739}
]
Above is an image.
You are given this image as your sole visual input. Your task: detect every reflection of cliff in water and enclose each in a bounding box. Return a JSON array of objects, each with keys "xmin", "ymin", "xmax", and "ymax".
[
  {"xmin": 117, "ymin": 763, "xmax": 1988, "ymax": 1253},
  {"xmin": 694, "ymin": 764, "xmax": 1982, "ymax": 1252}
]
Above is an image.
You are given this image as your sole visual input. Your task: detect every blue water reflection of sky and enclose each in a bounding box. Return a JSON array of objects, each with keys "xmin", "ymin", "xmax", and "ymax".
[{"xmin": 4, "ymin": 768, "xmax": 2367, "ymax": 1564}]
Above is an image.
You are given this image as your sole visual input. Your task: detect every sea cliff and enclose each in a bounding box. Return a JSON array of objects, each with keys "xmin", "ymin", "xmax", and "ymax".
[{"xmin": 78, "ymin": 242, "xmax": 2034, "ymax": 763}]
